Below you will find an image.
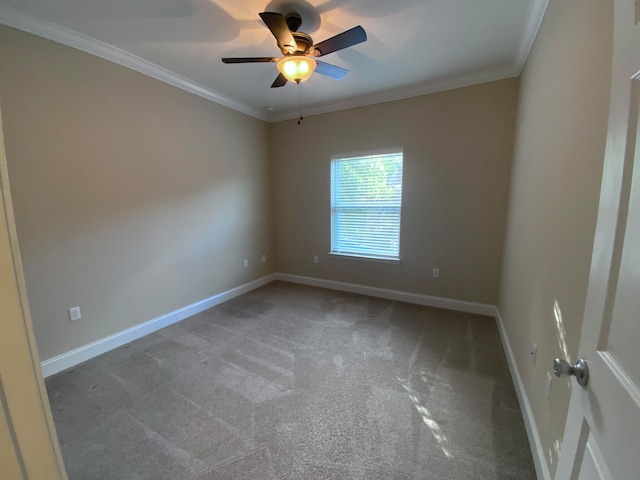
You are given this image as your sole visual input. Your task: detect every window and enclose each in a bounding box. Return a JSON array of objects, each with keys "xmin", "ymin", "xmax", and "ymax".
[{"xmin": 330, "ymin": 150, "xmax": 403, "ymax": 261}]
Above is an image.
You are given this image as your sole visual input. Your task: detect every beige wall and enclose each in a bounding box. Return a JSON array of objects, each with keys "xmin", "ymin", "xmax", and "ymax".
[
  {"xmin": 271, "ymin": 79, "xmax": 518, "ymax": 304},
  {"xmin": 498, "ymin": 0, "xmax": 613, "ymax": 475},
  {"xmin": 0, "ymin": 26, "xmax": 274, "ymax": 361},
  {"xmin": 0, "ymin": 104, "xmax": 67, "ymax": 480}
]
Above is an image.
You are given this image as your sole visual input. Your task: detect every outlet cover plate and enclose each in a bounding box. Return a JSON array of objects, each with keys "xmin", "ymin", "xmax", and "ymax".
[{"xmin": 68, "ymin": 306, "xmax": 81, "ymax": 322}]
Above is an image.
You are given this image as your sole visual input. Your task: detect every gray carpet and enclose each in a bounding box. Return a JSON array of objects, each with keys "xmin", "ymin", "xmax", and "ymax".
[{"xmin": 45, "ymin": 281, "xmax": 536, "ymax": 479}]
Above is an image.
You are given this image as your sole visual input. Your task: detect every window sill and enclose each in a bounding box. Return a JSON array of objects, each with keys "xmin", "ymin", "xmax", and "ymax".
[{"xmin": 328, "ymin": 253, "xmax": 401, "ymax": 265}]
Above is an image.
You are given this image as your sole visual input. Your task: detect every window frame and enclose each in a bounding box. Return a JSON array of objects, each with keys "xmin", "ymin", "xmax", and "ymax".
[{"xmin": 329, "ymin": 148, "xmax": 404, "ymax": 264}]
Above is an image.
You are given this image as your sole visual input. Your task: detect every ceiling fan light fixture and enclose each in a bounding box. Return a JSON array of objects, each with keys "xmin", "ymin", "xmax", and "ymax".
[{"xmin": 277, "ymin": 55, "xmax": 316, "ymax": 83}]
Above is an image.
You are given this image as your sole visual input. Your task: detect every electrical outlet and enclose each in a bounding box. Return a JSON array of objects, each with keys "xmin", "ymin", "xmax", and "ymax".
[
  {"xmin": 313, "ymin": 256, "xmax": 318, "ymax": 264},
  {"xmin": 68, "ymin": 306, "xmax": 81, "ymax": 322},
  {"xmin": 432, "ymin": 268, "xmax": 440, "ymax": 278},
  {"xmin": 262, "ymin": 254, "xmax": 266, "ymax": 263},
  {"xmin": 243, "ymin": 259, "xmax": 248, "ymax": 268},
  {"xmin": 530, "ymin": 342, "xmax": 537, "ymax": 366}
]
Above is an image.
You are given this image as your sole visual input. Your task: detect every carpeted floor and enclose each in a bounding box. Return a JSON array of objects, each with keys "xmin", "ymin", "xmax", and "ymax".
[{"xmin": 45, "ymin": 281, "xmax": 536, "ymax": 479}]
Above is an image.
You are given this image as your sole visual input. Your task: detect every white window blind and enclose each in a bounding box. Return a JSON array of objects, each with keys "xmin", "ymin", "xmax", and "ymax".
[{"xmin": 331, "ymin": 151, "xmax": 403, "ymax": 261}]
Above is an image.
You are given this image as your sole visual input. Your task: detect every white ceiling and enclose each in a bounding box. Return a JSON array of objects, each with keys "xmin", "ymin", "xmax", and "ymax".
[{"xmin": 0, "ymin": 0, "xmax": 547, "ymax": 122}]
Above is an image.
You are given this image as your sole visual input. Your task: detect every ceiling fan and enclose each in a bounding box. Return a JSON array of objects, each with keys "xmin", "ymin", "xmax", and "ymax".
[{"xmin": 222, "ymin": 11, "xmax": 367, "ymax": 88}]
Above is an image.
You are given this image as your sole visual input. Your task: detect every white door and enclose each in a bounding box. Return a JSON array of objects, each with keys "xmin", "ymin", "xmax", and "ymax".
[{"xmin": 555, "ymin": 0, "xmax": 640, "ymax": 479}]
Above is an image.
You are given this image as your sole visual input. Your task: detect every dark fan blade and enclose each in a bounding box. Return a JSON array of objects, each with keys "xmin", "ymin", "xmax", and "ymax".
[
  {"xmin": 259, "ymin": 12, "xmax": 298, "ymax": 53},
  {"xmin": 312, "ymin": 26, "xmax": 367, "ymax": 57},
  {"xmin": 271, "ymin": 73, "xmax": 288, "ymax": 88},
  {"xmin": 315, "ymin": 60, "xmax": 349, "ymax": 80},
  {"xmin": 222, "ymin": 57, "xmax": 278, "ymax": 64}
]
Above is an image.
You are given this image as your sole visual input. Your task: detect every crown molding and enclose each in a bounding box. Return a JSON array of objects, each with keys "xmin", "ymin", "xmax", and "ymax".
[
  {"xmin": 267, "ymin": 65, "xmax": 519, "ymax": 122},
  {"xmin": 1, "ymin": 1, "xmax": 548, "ymax": 124},
  {"xmin": 0, "ymin": 5, "xmax": 268, "ymax": 122},
  {"xmin": 514, "ymin": 0, "xmax": 550, "ymax": 74},
  {"xmin": 268, "ymin": 0, "xmax": 549, "ymax": 123}
]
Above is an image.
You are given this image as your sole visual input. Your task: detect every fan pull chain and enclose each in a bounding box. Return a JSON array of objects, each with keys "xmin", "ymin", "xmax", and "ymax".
[{"xmin": 297, "ymin": 80, "xmax": 304, "ymax": 125}]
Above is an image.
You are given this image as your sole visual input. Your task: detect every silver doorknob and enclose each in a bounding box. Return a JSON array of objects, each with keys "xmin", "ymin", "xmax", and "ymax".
[{"xmin": 553, "ymin": 358, "xmax": 589, "ymax": 387}]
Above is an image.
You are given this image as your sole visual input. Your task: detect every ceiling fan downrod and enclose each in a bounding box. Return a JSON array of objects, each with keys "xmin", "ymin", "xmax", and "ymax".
[{"xmin": 297, "ymin": 80, "xmax": 304, "ymax": 125}]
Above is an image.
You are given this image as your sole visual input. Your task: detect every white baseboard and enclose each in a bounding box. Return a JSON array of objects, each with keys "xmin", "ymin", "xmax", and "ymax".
[
  {"xmin": 40, "ymin": 274, "xmax": 277, "ymax": 377},
  {"xmin": 274, "ymin": 273, "xmax": 496, "ymax": 316},
  {"xmin": 43, "ymin": 271, "xmax": 491, "ymax": 377},
  {"xmin": 494, "ymin": 308, "xmax": 551, "ymax": 480}
]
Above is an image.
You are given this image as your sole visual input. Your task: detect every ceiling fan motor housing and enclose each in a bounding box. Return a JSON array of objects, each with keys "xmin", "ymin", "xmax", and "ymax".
[{"xmin": 292, "ymin": 32, "xmax": 313, "ymax": 54}]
